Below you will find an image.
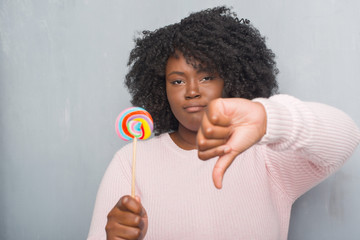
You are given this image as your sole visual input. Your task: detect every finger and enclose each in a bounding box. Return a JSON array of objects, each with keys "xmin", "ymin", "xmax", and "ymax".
[
  {"xmin": 206, "ymin": 99, "xmax": 232, "ymax": 127},
  {"xmin": 197, "ymin": 137, "xmax": 227, "ymax": 151},
  {"xmin": 117, "ymin": 195, "xmax": 143, "ymax": 215},
  {"xmin": 198, "ymin": 144, "xmax": 231, "ymax": 160},
  {"xmin": 212, "ymin": 152, "xmax": 238, "ymax": 189},
  {"xmin": 134, "ymin": 196, "xmax": 147, "ymax": 220},
  {"xmin": 106, "ymin": 222, "xmax": 141, "ymax": 240},
  {"xmin": 108, "ymin": 210, "xmax": 143, "ymax": 227},
  {"xmin": 200, "ymin": 114, "xmax": 232, "ymax": 139}
]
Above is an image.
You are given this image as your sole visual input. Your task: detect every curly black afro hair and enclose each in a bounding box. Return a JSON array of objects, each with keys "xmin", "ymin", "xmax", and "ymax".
[{"xmin": 125, "ymin": 6, "xmax": 279, "ymax": 136}]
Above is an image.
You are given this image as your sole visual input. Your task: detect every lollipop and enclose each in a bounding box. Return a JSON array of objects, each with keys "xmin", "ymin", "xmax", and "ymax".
[
  {"xmin": 115, "ymin": 107, "xmax": 153, "ymax": 197},
  {"xmin": 115, "ymin": 107, "xmax": 153, "ymax": 141}
]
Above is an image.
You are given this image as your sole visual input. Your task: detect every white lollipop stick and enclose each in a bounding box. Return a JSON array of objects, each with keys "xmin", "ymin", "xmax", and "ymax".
[{"xmin": 131, "ymin": 137, "xmax": 137, "ymax": 198}]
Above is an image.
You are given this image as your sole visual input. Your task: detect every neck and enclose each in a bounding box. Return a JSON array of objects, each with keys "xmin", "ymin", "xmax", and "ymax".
[{"xmin": 170, "ymin": 124, "xmax": 197, "ymax": 150}]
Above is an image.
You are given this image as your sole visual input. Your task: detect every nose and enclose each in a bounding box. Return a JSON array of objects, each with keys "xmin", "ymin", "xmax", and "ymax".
[{"xmin": 185, "ymin": 80, "xmax": 200, "ymax": 99}]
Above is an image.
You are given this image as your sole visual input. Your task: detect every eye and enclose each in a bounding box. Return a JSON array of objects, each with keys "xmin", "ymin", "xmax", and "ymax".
[
  {"xmin": 200, "ymin": 76, "xmax": 215, "ymax": 82},
  {"xmin": 171, "ymin": 80, "xmax": 184, "ymax": 85}
]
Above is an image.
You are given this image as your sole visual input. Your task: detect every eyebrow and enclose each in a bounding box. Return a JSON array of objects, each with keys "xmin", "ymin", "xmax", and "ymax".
[
  {"xmin": 166, "ymin": 69, "xmax": 214, "ymax": 78},
  {"xmin": 166, "ymin": 71, "xmax": 185, "ymax": 77}
]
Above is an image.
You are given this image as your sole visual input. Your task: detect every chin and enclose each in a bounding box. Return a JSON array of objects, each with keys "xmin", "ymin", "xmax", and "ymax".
[
  {"xmin": 186, "ymin": 123, "xmax": 201, "ymax": 133},
  {"xmin": 176, "ymin": 115, "xmax": 202, "ymax": 133}
]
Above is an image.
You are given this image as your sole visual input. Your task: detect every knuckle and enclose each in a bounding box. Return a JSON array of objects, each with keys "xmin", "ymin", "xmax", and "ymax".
[
  {"xmin": 105, "ymin": 222, "xmax": 114, "ymax": 233},
  {"xmin": 215, "ymin": 147, "xmax": 222, "ymax": 156},
  {"xmin": 197, "ymin": 139, "xmax": 206, "ymax": 149},
  {"xmin": 126, "ymin": 228, "xmax": 141, "ymax": 240},
  {"xmin": 211, "ymin": 115, "xmax": 220, "ymax": 125},
  {"xmin": 133, "ymin": 228, "xmax": 142, "ymax": 239},
  {"xmin": 204, "ymin": 127, "xmax": 213, "ymax": 136},
  {"xmin": 107, "ymin": 211, "xmax": 114, "ymax": 220},
  {"xmin": 198, "ymin": 151, "xmax": 208, "ymax": 160},
  {"xmin": 134, "ymin": 216, "xmax": 141, "ymax": 225},
  {"xmin": 114, "ymin": 195, "xmax": 127, "ymax": 210},
  {"xmin": 202, "ymin": 127, "xmax": 214, "ymax": 138},
  {"xmin": 120, "ymin": 195, "xmax": 129, "ymax": 205}
]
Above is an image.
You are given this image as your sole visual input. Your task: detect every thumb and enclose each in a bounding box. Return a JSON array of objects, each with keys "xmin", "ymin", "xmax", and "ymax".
[{"xmin": 212, "ymin": 151, "xmax": 238, "ymax": 189}]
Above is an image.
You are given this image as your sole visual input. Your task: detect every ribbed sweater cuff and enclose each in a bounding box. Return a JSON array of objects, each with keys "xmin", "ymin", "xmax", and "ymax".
[{"xmin": 252, "ymin": 96, "xmax": 293, "ymax": 147}]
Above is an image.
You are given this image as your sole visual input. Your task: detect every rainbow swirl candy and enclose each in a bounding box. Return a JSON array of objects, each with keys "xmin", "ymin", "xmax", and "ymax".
[{"xmin": 115, "ymin": 107, "xmax": 153, "ymax": 141}]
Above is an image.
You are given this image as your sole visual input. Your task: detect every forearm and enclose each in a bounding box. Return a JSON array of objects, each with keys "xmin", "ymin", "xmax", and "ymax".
[
  {"xmin": 254, "ymin": 94, "xmax": 360, "ymax": 199},
  {"xmin": 255, "ymin": 94, "xmax": 360, "ymax": 163}
]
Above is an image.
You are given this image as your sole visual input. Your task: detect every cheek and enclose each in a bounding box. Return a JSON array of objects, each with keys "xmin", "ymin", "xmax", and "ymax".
[
  {"xmin": 166, "ymin": 86, "xmax": 173, "ymax": 104},
  {"xmin": 209, "ymin": 83, "xmax": 225, "ymax": 99},
  {"xmin": 166, "ymin": 88, "xmax": 181, "ymax": 112}
]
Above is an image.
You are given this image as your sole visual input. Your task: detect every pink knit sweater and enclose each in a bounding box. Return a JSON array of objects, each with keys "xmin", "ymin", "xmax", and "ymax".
[{"xmin": 88, "ymin": 95, "xmax": 360, "ymax": 240}]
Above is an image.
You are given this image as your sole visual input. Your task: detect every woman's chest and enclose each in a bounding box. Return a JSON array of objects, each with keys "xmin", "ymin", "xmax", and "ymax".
[{"xmin": 136, "ymin": 154, "xmax": 282, "ymax": 239}]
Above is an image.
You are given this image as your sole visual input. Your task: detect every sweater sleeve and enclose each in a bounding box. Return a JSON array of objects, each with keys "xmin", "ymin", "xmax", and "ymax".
[
  {"xmin": 87, "ymin": 147, "xmax": 132, "ymax": 240},
  {"xmin": 253, "ymin": 94, "xmax": 360, "ymax": 201}
]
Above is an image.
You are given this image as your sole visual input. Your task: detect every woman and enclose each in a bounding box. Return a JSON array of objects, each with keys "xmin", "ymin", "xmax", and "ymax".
[{"xmin": 88, "ymin": 6, "xmax": 360, "ymax": 240}]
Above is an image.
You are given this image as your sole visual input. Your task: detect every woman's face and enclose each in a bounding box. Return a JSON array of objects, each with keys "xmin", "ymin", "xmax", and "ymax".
[{"xmin": 165, "ymin": 52, "xmax": 224, "ymax": 132}]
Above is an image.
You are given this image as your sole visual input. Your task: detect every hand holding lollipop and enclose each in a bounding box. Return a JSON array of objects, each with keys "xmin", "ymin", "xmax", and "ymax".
[{"xmin": 115, "ymin": 107, "xmax": 153, "ymax": 197}]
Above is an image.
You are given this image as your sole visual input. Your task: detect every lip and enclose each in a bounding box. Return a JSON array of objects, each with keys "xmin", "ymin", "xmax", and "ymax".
[{"xmin": 183, "ymin": 104, "xmax": 206, "ymax": 113}]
